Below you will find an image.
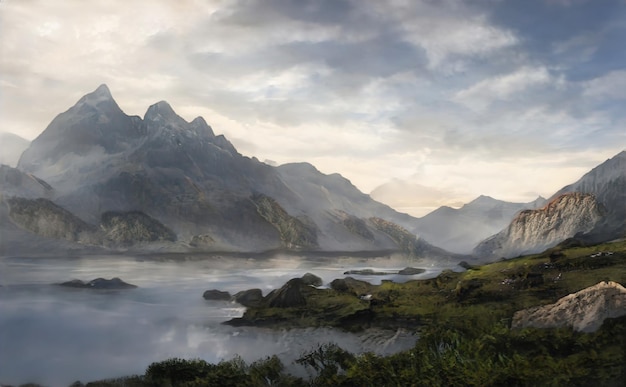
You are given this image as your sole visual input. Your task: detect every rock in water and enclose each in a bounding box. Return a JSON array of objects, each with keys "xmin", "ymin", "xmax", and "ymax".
[
  {"xmin": 59, "ymin": 277, "xmax": 137, "ymax": 289},
  {"xmin": 202, "ymin": 289, "xmax": 232, "ymax": 301},
  {"xmin": 511, "ymin": 281, "xmax": 626, "ymax": 332},
  {"xmin": 398, "ymin": 267, "xmax": 425, "ymax": 275}
]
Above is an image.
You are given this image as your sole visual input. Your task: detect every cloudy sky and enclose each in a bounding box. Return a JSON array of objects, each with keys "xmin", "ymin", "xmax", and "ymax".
[{"xmin": 1, "ymin": 0, "xmax": 625, "ymax": 216}]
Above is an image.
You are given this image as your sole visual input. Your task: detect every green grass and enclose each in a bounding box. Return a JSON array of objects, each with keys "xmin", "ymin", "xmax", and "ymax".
[{"xmin": 235, "ymin": 239, "xmax": 626, "ymax": 332}]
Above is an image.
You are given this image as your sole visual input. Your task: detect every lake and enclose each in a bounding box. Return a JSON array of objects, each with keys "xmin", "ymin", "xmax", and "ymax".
[{"xmin": 0, "ymin": 253, "xmax": 457, "ymax": 385}]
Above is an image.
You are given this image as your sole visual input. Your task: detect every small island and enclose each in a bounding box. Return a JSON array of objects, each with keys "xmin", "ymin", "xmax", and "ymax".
[
  {"xmin": 59, "ymin": 277, "xmax": 138, "ymax": 289},
  {"xmin": 343, "ymin": 266, "xmax": 426, "ymax": 275}
]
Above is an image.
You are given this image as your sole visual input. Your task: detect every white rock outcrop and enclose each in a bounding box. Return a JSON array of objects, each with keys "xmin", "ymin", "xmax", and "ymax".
[
  {"xmin": 511, "ymin": 281, "xmax": 626, "ymax": 332},
  {"xmin": 474, "ymin": 193, "xmax": 604, "ymax": 259}
]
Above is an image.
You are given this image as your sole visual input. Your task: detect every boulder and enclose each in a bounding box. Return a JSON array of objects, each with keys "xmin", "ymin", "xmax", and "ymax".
[
  {"xmin": 234, "ymin": 289, "xmax": 264, "ymax": 307},
  {"xmin": 398, "ymin": 267, "xmax": 425, "ymax": 275},
  {"xmin": 202, "ymin": 289, "xmax": 232, "ymax": 301},
  {"xmin": 330, "ymin": 277, "xmax": 373, "ymax": 296},
  {"xmin": 512, "ymin": 281, "xmax": 626, "ymax": 332},
  {"xmin": 301, "ymin": 272, "xmax": 323, "ymax": 287},
  {"xmin": 266, "ymin": 278, "xmax": 308, "ymax": 308}
]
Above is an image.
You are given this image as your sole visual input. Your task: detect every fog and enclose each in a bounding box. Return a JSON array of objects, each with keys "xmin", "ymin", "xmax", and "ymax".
[{"xmin": 0, "ymin": 254, "xmax": 454, "ymax": 386}]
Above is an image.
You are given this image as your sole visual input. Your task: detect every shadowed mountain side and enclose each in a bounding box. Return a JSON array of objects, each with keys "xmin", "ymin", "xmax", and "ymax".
[
  {"xmin": 273, "ymin": 163, "xmax": 434, "ymax": 253},
  {"xmin": 11, "ymin": 85, "xmax": 457, "ymax": 257},
  {"xmin": 0, "ymin": 165, "xmax": 53, "ymax": 199}
]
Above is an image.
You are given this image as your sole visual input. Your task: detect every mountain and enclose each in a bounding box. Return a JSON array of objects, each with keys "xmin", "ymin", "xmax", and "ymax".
[
  {"xmin": 0, "ymin": 165, "xmax": 100, "ymax": 256},
  {"xmin": 473, "ymin": 193, "xmax": 605, "ymax": 259},
  {"xmin": 370, "ymin": 179, "xmax": 460, "ymax": 217},
  {"xmin": 474, "ymin": 151, "xmax": 626, "ymax": 259},
  {"xmin": 0, "ymin": 132, "xmax": 30, "ymax": 167},
  {"xmin": 11, "ymin": 85, "xmax": 454, "ymax": 259},
  {"xmin": 551, "ymin": 150, "xmax": 626, "ymax": 241},
  {"xmin": 411, "ymin": 195, "xmax": 546, "ymax": 254}
]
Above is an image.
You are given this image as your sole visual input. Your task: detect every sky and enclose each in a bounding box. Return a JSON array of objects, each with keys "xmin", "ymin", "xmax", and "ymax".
[{"xmin": 1, "ymin": 0, "xmax": 625, "ymax": 216}]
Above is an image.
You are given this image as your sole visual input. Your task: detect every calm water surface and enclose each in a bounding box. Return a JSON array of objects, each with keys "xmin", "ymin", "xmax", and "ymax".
[{"xmin": 0, "ymin": 253, "xmax": 454, "ymax": 385}]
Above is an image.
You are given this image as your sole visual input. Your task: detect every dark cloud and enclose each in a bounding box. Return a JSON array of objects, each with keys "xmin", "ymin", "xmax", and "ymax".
[{"xmin": 488, "ymin": 0, "xmax": 626, "ymax": 80}]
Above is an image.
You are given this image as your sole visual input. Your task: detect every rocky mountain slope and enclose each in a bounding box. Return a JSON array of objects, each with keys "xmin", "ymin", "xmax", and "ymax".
[
  {"xmin": 8, "ymin": 85, "xmax": 452, "ymax": 258},
  {"xmin": 511, "ymin": 281, "xmax": 626, "ymax": 332},
  {"xmin": 474, "ymin": 193, "xmax": 605, "ymax": 259},
  {"xmin": 551, "ymin": 150, "xmax": 626, "ymax": 241},
  {"xmin": 474, "ymin": 151, "xmax": 626, "ymax": 259},
  {"xmin": 412, "ymin": 195, "xmax": 545, "ymax": 254}
]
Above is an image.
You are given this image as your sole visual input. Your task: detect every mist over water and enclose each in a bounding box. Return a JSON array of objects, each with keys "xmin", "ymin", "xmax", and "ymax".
[{"xmin": 0, "ymin": 254, "xmax": 454, "ymax": 386}]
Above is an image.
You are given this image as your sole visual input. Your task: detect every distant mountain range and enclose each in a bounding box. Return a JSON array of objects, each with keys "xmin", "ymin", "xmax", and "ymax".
[
  {"xmin": 2, "ymin": 85, "xmax": 449, "ymax": 259},
  {"xmin": 1, "ymin": 85, "xmax": 624, "ymax": 260},
  {"xmin": 410, "ymin": 195, "xmax": 546, "ymax": 254},
  {"xmin": 0, "ymin": 132, "xmax": 30, "ymax": 167}
]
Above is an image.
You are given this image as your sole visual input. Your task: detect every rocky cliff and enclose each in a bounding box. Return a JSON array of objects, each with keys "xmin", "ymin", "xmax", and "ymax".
[
  {"xmin": 551, "ymin": 150, "xmax": 626, "ymax": 241},
  {"xmin": 6, "ymin": 197, "xmax": 97, "ymax": 242},
  {"xmin": 511, "ymin": 281, "xmax": 626, "ymax": 332},
  {"xmin": 474, "ymin": 193, "xmax": 605, "ymax": 259}
]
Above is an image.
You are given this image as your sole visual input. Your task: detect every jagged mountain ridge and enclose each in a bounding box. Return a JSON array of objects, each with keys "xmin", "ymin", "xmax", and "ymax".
[{"xmin": 11, "ymin": 85, "xmax": 451, "ymax": 258}]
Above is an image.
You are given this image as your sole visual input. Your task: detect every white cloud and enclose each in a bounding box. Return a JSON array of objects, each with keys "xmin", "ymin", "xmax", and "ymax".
[
  {"xmin": 454, "ymin": 67, "xmax": 552, "ymax": 110},
  {"xmin": 363, "ymin": 1, "xmax": 518, "ymax": 71},
  {"xmin": 583, "ymin": 70, "xmax": 626, "ymax": 100}
]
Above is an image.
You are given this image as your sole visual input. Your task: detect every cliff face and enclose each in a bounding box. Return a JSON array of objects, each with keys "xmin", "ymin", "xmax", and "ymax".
[
  {"xmin": 474, "ymin": 193, "xmax": 605, "ymax": 259},
  {"xmin": 551, "ymin": 150, "xmax": 626, "ymax": 241},
  {"xmin": 511, "ymin": 281, "xmax": 626, "ymax": 332}
]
